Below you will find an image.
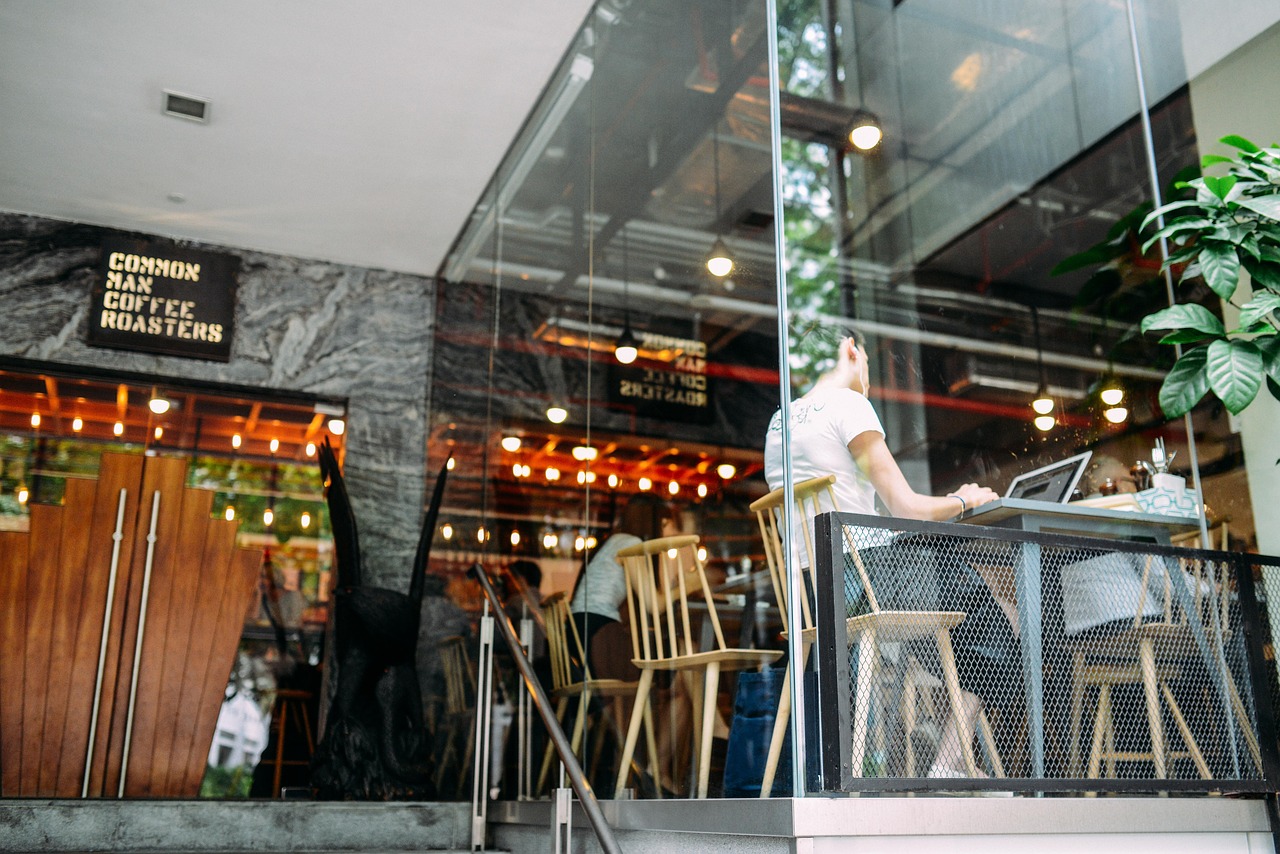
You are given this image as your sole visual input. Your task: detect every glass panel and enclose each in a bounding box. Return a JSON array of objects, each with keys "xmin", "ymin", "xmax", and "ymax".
[{"xmin": 436, "ymin": 0, "xmax": 783, "ymax": 799}]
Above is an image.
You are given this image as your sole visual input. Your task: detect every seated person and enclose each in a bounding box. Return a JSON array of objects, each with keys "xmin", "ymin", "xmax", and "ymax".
[{"xmin": 763, "ymin": 320, "xmax": 1010, "ymax": 777}]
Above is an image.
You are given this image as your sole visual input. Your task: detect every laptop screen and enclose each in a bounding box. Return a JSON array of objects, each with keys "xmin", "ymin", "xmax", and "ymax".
[{"xmin": 1004, "ymin": 451, "xmax": 1092, "ymax": 504}]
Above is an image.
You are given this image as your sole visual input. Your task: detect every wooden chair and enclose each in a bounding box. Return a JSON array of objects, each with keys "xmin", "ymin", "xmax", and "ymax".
[
  {"xmin": 613, "ymin": 535, "xmax": 782, "ymax": 798},
  {"xmin": 536, "ymin": 593, "xmax": 652, "ymax": 795},
  {"xmin": 435, "ymin": 635, "xmax": 476, "ymax": 797},
  {"xmin": 752, "ymin": 474, "xmax": 1002, "ymax": 788},
  {"xmin": 1066, "ymin": 526, "xmax": 1260, "ymax": 779}
]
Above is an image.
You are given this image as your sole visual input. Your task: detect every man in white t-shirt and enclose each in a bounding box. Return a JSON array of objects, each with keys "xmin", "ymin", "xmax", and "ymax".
[{"xmin": 763, "ymin": 322, "xmax": 1005, "ymax": 778}]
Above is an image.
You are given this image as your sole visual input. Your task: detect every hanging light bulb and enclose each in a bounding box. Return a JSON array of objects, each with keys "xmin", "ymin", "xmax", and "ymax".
[
  {"xmin": 668, "ymin": 481, "xmax": 679, "ymax": 495},
  {"xmin": 231, "ymin": 433, "xmax": 242, "ymax": 449},
  {"xmin": 477, "ymin": 526, "xmax": 488, "ymax": 544},
  {"xmin": 1034, "ymin": 414, "xmax": 1056, "ymax": 432},
  {"xmin": 705, "ymin": 122, "xmax": 735, "ymax": 278},
  {"xmin": 586, "ymin": 536, "xmax": 597, "ymax": 549},
  {"xmin": 30, "ymin": 412, "xmax": 41, "ymax": 428},
  {"xmin": 542, "ymin": 530, "xmax": 557, "ymax": 549},
  {"xmin": 571, "ymin": 445, "xmax": 598, "ymax": 461},
  {"xmin": 17, "ymin": 486, "xmax": 29, "ymax": 504},
  {"xmin": 501, "ymin": 435, "xmax": 522, "ymax": 452},
  {"xmin": 512, "ymin": 463, "xmax": 523, "ymax": 478},
  {"xmin": 614, "ymin": 326, "xmax": 639, "ymax": 365},
  {"xmin": 447, "ymin": 456, "xmax": 456, "ymax": 471},
  {"xmin": 269, "ymin": 438, "xmax": 280, "ymax": 454},
  {"xmin": 113, "ymin": 421, "xmax": 124, "ymax": 437},
  {"xmin": 638, "ymin": 477, "xmax": 652, "ymax": 491},
  {"xmin": 697, "ymin": 483, "xmax": 708, "ymax": 498},
  {"xmin": 1104, "ymin": 406, "xmax": 1129, "ymax": 424},
  {"xmin": 225, "ymin": 505, "xmax": 236, "ymax": 521},
  {"xmin": 546, "ymin": 405, "xmax": 568, "ymax": 424},
  {"xmin": 327, "ymin": 418, "xmax": 346, "ymax": 435},
  {"xmin": 305, "ymin": 442, "xmax": 316, "ymax": 457},
  {"xmin": 848, "ymin": 113, "xmax": 883, "ymax": 151},
  {"xmin": 148, "ymin": 396, "xmax": 170, "ymax": 415},
  {"xmin": 441, "ymin": 522, "xmax": 454, "ymax": 541},
  {"xmin": 300, "ymin": 511, "xmax": 311, "ymax": 529},
  {"xmin": 510, "ymin": 529, "xmax": 521, "ymax": 547},
  {"xmin": 574, "ymin": 535, "xmax": 586, "ymax": 552},
  {"xmin": 716, "ymin": 463, "xmax": 736, "ymax": 479},
  {"xmin": 263, "ymin": 507, "xmax": 274, "ymax": 526},
  {"xmin": 697, "ymin": 545, "xmax": 708, "ymax": 562},
  {"xmin": 705, "ymin": 238, "xmax": 734, "ymax": 277},
  {"xmin": 1031, "ymin": 390, "xmax": 1055, "ymax": 416},
  {"xmin": 607, "ymin": 473, "xmax": 619, "ymax": 488},
  {"xmin": 72, "ymin": 417, "xmax": 83, "ymax": 432},
  {"xmin": 546, "ymin": 467, "xmax": 560, "ymax": 481},
  {"xmin": 154, "ymin": 426, "xmax": 164, "ymax": 440},
  {"xmin": 1100, "ymin": 381, "xmax": 1124, "ymax": 407},
  {"xmin": 577, "ymin": 471, "xmax": 587, "ymax": 485}
]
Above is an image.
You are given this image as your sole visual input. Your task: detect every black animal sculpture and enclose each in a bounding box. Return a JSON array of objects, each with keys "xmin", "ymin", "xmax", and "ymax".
[{"xmin": 310, "ymin": 438, "xmax": 448, "ymax": 799}]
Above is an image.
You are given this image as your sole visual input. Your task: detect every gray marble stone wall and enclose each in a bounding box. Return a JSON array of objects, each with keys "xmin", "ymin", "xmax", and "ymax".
[{"xmin": 0, "ymin": 212, "xmax": 434, "ymax": 591}]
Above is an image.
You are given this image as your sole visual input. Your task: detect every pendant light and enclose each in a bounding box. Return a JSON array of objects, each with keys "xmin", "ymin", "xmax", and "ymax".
[
  {"xmin": 615, "ymin": 228, "xmax": 639, "ymax": 365},
  {"xmin": 705, "ymin": 122, "xmax": 734, "ymax": 278},
  {"xmin": 1030, "ymin": 306, "xmax": 1054, "ymax": 431}
]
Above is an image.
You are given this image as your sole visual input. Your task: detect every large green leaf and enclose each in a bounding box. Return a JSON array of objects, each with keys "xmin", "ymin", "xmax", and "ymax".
[
  {"xmin": 1203, "ymin": 175, "xmax": 1238, "ymax": 201},
  {"xmin": 1140, "ymin": 200, "xmax": 1208, "ymax": 232},
  {"xmin": 1237, "ymin": 196, "xmax": 1280, "ymax": 223},
  {"xmin": 1221, "ymin": 134, "xmax": 1262, "ymax": 154},
  {"xmin": 1159, "ymin": 329, "xmax": 1216, "ymax": 345},
  {"xmin": 1158, "ymin": 347, "xmax": 1211, "ymax": 418},
  {"xmin": 1259, "ymin": 336, "xmax": 1280, "ymax": 384},
  {"xmin": 1141, "ymin": 217, "xmax": 1215, "ymax": 254},
  {"xmin": 1207, "ymin": 339, "xmax": 1263, "ymax": 414},
  {"xmin": 1239, "ymin": 292, "xmax": 1280, "ymax": 328},
  {"xmin": 1141, "ymin": 303, "xmax": 1225, "ymax": 336},
  {"xmin": 1243, "ymin": 257, "xmax": 1280, "ymax": 291},
  {"xmin": 1199, "ymin": 242, "xmax": 1241, "ymax": 299}
]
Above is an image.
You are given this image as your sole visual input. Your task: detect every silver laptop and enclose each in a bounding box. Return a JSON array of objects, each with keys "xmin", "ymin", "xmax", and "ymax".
[{"xmin": 1003, "ymin": 451, "xmax": 1093, "ymax": 504}]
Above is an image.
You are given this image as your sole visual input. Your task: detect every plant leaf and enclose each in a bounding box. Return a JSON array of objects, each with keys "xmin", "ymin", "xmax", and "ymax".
[
  {"xmin": 1221, "ymin": 134, "xmax": 1262, "ymax": 154},
  {"xmin": 1201, "ymin": 154, "xmax": 1235, "ymax": 168},
  {"xmin": 1237, "ymin": 196, "xmax": 1280, "ymax": 223},
  {"xmin": 1203, "ymin": 175, "xmax": 1238, "ymax": 200},
  {"xmin": 1207, "ymin": 338, "xmax": 1263, "ymax": 414},
  {"xmin": 1267, "ymin": 374, "xmax": 1280, "ymax": 404},
  {"xmin": 1141, "ymin": 217, "xmax": 1215, "ymax": 254},
  {"xmin": 1242, "ymin": 257, "xmax": 1280, "ymax": 291},
  {"xmin": 1259, "ymin": 336, "xmax": 1280, "ymax": 384},
  {"xmin": 1239, "ymin": 292, "xmax": 1280, "ymax": 327},
  {"xmin": 1140, "ymin": 200, "xmax": 1209, "ymax": 232},
  {"xmin": 1199, "ymin": 242, "xmax": 1241, "ymax": 299},
  {"xmin": 1141, "ymin": 303, "xmax": 1225, "ymax": 336},
  {"xmin": 1158, "ymin": 346, "xmax": 1211, "ymax": 418},
  {"xmin": 1159, "ymin": 329, "xmax": 1216, "ymax": 345}
]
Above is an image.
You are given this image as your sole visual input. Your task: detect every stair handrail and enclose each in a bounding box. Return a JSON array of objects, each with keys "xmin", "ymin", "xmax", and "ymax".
[{"xmin": 469, "ymin": 562, "xmax": 622, "ymax": 854}]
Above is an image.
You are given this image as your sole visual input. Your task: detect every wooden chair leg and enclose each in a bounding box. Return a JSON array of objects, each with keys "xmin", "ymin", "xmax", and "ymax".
[
  {"xmin": 1138, "ymin": 639, "xmax": 1168, "ymax": 778},
  {"xmin": 901, "ymin": 664, "xmax": 918, "ymax": 778},
  {"xmin": 641, "ymin": 695, "xmax": 660, "ymax": 799},
  {"xmin": 1161, "ymin": 682, "xmax": 1210, "ymax": 779},
  {"xmin": 1227, "ymin": 671, "xmax": 1264, "ymax": 771},
  {"xmin": 759, "ymin": 668, "xmax": 791, "ymax": 798},
  {"xmin": 696, "ymin": 663, "xmax": 722, "ymax": 799},
  {"xmin": 537, "ymin": 697, "xmax": 570, "ymax": 794},
  {"xmin": 935, "ymin": 628, "xmax": 978, "ymax": 777},
  {"xmin": 850, "ymin": 628, "xmax": 878, "ymax": 778},
  {"xmin": 1068, "ymin": 654, "xmax": 1086, "ymax": 777},
  {"xmin": 1087, "ymin": 685, "xmax": 1110, "ymax": 779},
  {"xmin": 977, "ymin": 709, "xmax": 1004, "ymax": 778},
  {"xmin": 614, "ymin": 669, "xmax": 654, "ymax": 795}
]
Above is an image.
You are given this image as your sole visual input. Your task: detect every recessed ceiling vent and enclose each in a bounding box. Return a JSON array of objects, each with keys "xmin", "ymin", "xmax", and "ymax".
[{"xmin": 163, "ymin": 90, "xmax": 209, "ymax": 123}]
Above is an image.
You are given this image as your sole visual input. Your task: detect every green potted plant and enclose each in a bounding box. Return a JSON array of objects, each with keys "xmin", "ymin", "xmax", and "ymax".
[{"xmin": 1139, "ymin": 135, "xmax": 1280, "ymax": 417}]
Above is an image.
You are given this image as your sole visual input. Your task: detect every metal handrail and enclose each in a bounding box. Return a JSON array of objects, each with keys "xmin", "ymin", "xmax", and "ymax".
[{"xmin": 469, "ymin": 563, "xmax": 623, "ymax": 854}]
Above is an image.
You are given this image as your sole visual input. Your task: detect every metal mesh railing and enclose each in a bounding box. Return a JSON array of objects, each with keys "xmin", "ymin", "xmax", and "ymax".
[{"xmin": 807, "ymin": 512, "xmax": 1280, "ymax": 794}]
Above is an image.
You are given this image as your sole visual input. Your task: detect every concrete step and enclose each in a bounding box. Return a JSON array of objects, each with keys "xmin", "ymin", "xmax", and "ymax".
[{"xmin": 0, "ymin": 800, "xmax": 472, "ymax": 852}]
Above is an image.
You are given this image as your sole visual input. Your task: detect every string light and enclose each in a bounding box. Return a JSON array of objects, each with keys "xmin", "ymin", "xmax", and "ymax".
[
  {"xmin": 300, "ymin": 511, "xmax": 311, "ymax": 529},
  {"xmin": 607, "ymin": 474, "xmax": 619, "ymax": 488},
  {"xmin": 269, "ymin": 438, "xmax": 280, "ymax": 454},
  {"xmin": 574, "ymin": 535, "xmax": 586, "ymax": 552},
  {"xmin": 477, "ymin": 526, "xmax": 488, "ymax": 543},
  {"xmin": 510, "ymin": 530, "xmax": 521, "ymax": 547},
  {"xmin": 225, "ymin": 505, "xmax": 236, "ymax": 521},
  {"xmin": 638, "ymin": 477, "xmax": 652, "ymax": 491},
  {"xmin": 447, "ymin": 457, "xmax": 456, "ymax": 471},
  {"xmin": 546, "ymin": 467, "xmax": 560, "ymax": 481},
  {"xmin": 571, "ymin": 445, "xmax": 598, "ymax": 461},
  {"xmin": 513, "ymin": 463, "xmax": 524, "ymax": 478},
  {"xmin": 153, "ymin": 426, "xmax": 163, "ymax": 440},
  {"xmin": 148, "ymin": 396, "xmax": 170, "ymax": 415},
  {"xmin": 697, "ymin": 546, "xmax": 708, "ymax": 562},
  {"xmin": 30, "ymin": 413, "xmax": 40, "ymax": 428},
  {"xmin": 668, "ymin": 481, "xmax": 679, "ymax": 495},
  {"xmin": 327, "ymin": 418, "xmax": 346, "ymax": 435},
  {"xmin": 113, "ymin": 421, "xmax": 124, "ymax": 437},
  {"xmin": 697, "ymin": 483, "xmax": 708, "ymax": 498},
  {"xmin": 542, "ymin": 531, "xmax": 557, "ymax": 549},
  {"xmin": 305, "ymin": 442, "xmax": 316, "ymax": 457},
  {"xmin": 1104, "ymin": 406, "xmax": 1129, "ymax": 424},
  {"xmin": 1034, "ymin": 414, "xmax": 1056, "ymax": 432},
  {"xmin": 546, "ymin": 405, "xmax": 568, "ymax": 424},
  {"xmin": 586, "ymin": 536, "xmax": 597, "ymax": 549},
  {"xmin": 232, "ymin": 433, "xmax": 242, "ymax": 449},
  {"xmin": 441, "ymin": 522, "xmax": 453, "ymax": 541},
  {"xmin": 72, "ymin": 417, "xmax": 83, "ymax": 432},
  {"xmin": 263, "ymin": 507, "xmax": 274, "ymax": 526},
  {"xmin": 17, "ymin": 486, "xmax": 29, "ymax": 504},
  {"xmin": 716, "ymin": 463, "xmax": 736, "ymax": 479},
  {"xmin": 501, "ymin": 435, "xmax": 521, "ymax": 452}
]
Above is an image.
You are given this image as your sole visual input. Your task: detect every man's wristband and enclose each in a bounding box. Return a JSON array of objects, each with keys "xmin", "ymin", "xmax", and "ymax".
[{"xmin": 948, "ymin": 493, "xmax": 967, "ymax": 513}]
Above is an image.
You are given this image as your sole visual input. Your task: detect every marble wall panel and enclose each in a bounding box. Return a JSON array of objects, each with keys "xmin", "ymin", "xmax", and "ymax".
[{"xmin": 0, "ymin": 212, "xmax": 433, "ymax": 591}]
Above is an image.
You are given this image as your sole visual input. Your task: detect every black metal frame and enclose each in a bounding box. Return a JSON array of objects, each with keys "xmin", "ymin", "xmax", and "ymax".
[{"xmin": 812, "ymin": 510, "xmax": 1280, "ymax": 795}]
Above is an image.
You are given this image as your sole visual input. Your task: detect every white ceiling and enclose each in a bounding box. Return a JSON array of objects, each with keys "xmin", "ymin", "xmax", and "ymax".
[{"xmin": 0, "ymin": 0, "xmax": 597, "ymax": 278}]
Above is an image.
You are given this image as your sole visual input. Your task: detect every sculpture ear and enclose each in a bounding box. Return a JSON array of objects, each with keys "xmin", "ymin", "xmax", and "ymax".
[{"xmin": 409, "ymin": 459, "xmax": 449, "ymax": 606}]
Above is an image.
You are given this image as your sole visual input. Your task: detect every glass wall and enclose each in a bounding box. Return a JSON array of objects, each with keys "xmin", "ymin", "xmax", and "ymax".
[{"xmin": 436, "ymin": 0, "xmax": 1263, "ymax": 798}]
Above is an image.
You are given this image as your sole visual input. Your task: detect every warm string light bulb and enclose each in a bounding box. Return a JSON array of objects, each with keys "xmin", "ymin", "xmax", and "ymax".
[
  {"xmin": 441, "ymin": 522, "xmax": 454, "ymax": 541},
  {"xmin": 1034, "ymin": 414, "xmax": 1056, "ymax": 432},
  {"xmin": 446, "ymin": 457, "xmax": 456, "ymax": 471},
  {"xmin": 17, "ymin": 486, "xmax": 30, "ymax": 504},
  {"xmin": 269, "ymin": 438, "xmax": 280, "ymax": 454},
  {"xmin": 545, "ymin": 467, "xmax": 560, "ymax": 481},
  {"xmin": 1031, "ymin": 392, "xmax": 1054, "ymax": 416},
  {"xmin": 1104, "ymin": 406, "xmax": 1129, "ymax": 424},
  {"xmin": 1100, "ymin": 386, "xmax": 1124, "ymax": 407},
  {"xmin": 224, "ymin": 505, "xmax": 236, "ymax": 521},
  {"xmin": 72, "ymin": 417, "xmax": 83, "ymax": 432},
  {"xmin": 30, "ymin": 412, "xmax": 41, "ymax": 429},
  {"xmin": 638, "ymin": 477, "xmax": 652, "ymax": 491},
  {"xmin": 668, "ymin": 481, "xmax": 679, "ymax": 495},
  {"xmin": 232, "ymin": 433, "xmax": 242, "ymax": 449},
  {"xmin": 572, "ymin": 445, "xmax": 597, "ymax": 461},
  {"xmin": 501, "ymin": 435, "xmax": 521, "ymax": 452},
  {"xmin": 154, "ymin": 426, "xmax": 164, "ymax": 440},
  {"xmin": 607, "ymin": 474, "xmax": 619, "ymax": 488},
  {"xmin": 113, "ymin": 421, "xmax": 124, "ymax": 437},
  {"xmin": 716, "ymin": 463, "xmax": 736, "ymax": 479},
  {"xmin": 542, "ymin": 531, "xmax": 557, "ymax": 549},
  {"xmin": 546, "ymin": 406, "xmax": 568, "ymax": 424},
  {"xmin": 477, "ymin": 526, "xmax": 488, "ymax": 544},
  {"xmin": 327, "ymin": 418, "xmax": 346, "ymax": 435},
  {"xmin": 263, "ymin": 507, "xmax": 274, "ymax": 526},
  {"xmin": 697, "ymin": 483, "xmax": 708, "ymax": 498},
  {"xmin": 510, "ymin": 530, "xmax": 521, "ymax": 547},
  {"xmin": 300, "ymin": 511, "xmax": 311, "ymax": 529},
  {"xmin": 305, "ymin": 442, "xmax": 316, "ymax": 457}
]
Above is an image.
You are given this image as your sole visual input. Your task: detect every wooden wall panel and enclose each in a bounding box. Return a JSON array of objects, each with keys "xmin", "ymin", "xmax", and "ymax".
[
  {"xmin": 55, "ymin": 454, "xmax": 142, "ymax": 796},
  {"xmin": 0, "ymin": 530, "xmax": 31, "ymax": 796},
  {"xmin": 21, "ymin": 503, "xmax": 64, "ymax": 795},
  {"xmin": 39, "ymin": 478, "xmax": 96, "ymax": 796}
]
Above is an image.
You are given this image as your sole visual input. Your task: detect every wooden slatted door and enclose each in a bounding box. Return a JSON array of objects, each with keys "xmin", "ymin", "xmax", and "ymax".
[{"xmin": 0, "ymin": 452, "xmax": 261, "ymax": 797}]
